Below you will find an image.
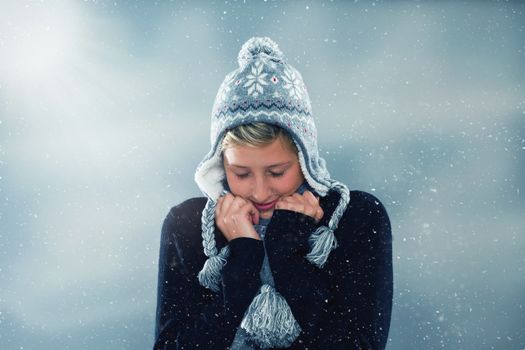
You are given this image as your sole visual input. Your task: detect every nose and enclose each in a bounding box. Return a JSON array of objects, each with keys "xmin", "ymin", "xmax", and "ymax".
[{"xmin": 252, "ymin": 177, "xmax": 272, "ymax": 204}]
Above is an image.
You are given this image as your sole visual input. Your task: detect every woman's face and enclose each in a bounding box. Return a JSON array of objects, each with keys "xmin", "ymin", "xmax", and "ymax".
[{"xmin": 222, "ymin": 136, "xmax": 304, "ymax": 219}]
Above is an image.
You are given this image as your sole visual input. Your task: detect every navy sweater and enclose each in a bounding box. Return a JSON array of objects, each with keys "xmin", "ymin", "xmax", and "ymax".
[{"xmin": 154, "ymin": 189, "xmax": 393, "ymax": 350}]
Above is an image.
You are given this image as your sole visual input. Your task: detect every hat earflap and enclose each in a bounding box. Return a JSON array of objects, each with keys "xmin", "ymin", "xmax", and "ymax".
[
  {"xmin": 306, "ymin": 180, "xmax": 350, "ymax": 268},
  {"xmin": 197, "ymin": 198, "xmax": 230, "ymax": 292}
]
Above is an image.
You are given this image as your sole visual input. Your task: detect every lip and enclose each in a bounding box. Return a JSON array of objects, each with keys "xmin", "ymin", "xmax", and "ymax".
[{"xmin": 253, "ymin": 199, "xmax": 278, "ymax": 211}]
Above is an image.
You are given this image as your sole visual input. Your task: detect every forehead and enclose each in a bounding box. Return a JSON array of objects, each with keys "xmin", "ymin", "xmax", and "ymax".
[{"xmin": 223, "ymin": 138, "xmax": 297, "ymax": 168}]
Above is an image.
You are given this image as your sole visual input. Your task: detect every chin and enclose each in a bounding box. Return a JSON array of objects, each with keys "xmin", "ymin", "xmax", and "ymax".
[{"xmin": 259, "ymin": 210, "xmax": 274, "ymax": 219}]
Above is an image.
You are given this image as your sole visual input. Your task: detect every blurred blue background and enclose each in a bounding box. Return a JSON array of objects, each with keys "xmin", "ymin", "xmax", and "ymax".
[{"xmin": 1, "ymin": 1, "xmax": 524, "ymax": 349}]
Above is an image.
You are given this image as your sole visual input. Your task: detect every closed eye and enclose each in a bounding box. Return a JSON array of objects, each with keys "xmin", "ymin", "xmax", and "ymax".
[{"xmin": 234, "ymin": 171, "xmax": 285, "ymax": 179}]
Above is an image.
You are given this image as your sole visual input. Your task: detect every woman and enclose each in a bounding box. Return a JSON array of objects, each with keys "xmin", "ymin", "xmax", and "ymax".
[{"xmin": 154, "ymin": 37, "xmax": 393, "ymax": 350}]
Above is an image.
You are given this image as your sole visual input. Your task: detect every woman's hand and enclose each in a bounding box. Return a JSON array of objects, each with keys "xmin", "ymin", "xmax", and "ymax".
[
  {"xmin": 275, "ymin": 191, "xmax": 324, "ymax": 223},
  {"xmin": 215, "ymin": 193, "xmax": 261, "ymax": 242}
]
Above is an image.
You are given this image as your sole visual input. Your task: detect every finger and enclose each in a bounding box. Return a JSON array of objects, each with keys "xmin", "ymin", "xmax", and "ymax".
[
  {"xmin": 281, "ymin": 201, "xmax": 306, "ymax": 214},
  {"xmin": 215, "ymin": 196, "xmax": 224, "ymax": 215},
  {"xmin": 230, "ymin": 196, "xmax": 255, "ymax": 220},
  {"xmin": 294, "ymin": 192, "xmax": 313, "ymax": 214},
  {"xmin": 305, "ymin": 190, "xmax": 318, "ymax": 200},
  {"xmin": 277, "ymin": 194, "xmax": 305, "ymax": 210},
  {"xmin": 275, "ymin": 198, "xmax": 289, "ymax": 210},
  {"xmin": 283, "ymin": 199, "xmax": 320, "ymax": 221},
  {"xmin": 231, "ymin": 198, "xmax": 260, "ymax": 234},
  {"xmin": 220, "ymin": 193, "xmax": 235, "ymax": 216},
  {"xmin": 277, "ymin": 193, "xmax": 299, "ymax": 205},
  {"xmin": 294, "ymin": 193, "xmax": 315, "ymax": 215},
  {"xmin": 303, "ymin": 191, "xmax": 323, "ymax": 216},
  {"xmin": 275, "ymin": 196, "xmax": 295, "ymax": 209},
  {"xmin": 280, "ymin": 194, "xmax": 302, "ymax": 205},
  {"xmin": 291, "ymin": 192, "xmax": 304, "ymax": 200},
  {"xmin": 231, "ymin": 196, "xmax": 249, "ymax": 211},
  {"xmin": 304, "ymin": 191, "xmax": 318, "ymax": 205},
  {"xmin": 315, "ymin": 207, "xmax": 324, "ymax": 222},
  {"xmin": 225, "ymin": 196, "xmax": 245, "ymax": 224},
  {"xmin": 234, "ymin": 199, "xmax": 259, "ymax": 227},
  {"xmin": 246, "ymin": 201, "xmax": 259, "ymax": 225},
  {"xmin": 277, "ymin": 194, "xmax": 293, "ymax": 202},
  {"xmin": 275, "ymin": 196, "xmax": 288, "ymax": 209},
  {"xmin": 303, "ymin": 202, "xmax": 317, "ymax": 219}
]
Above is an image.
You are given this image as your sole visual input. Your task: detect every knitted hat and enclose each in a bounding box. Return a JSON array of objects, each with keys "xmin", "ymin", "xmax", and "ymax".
[{"xmin": 194, "ymin": 36, "xmax": 351, "ymax": 348}]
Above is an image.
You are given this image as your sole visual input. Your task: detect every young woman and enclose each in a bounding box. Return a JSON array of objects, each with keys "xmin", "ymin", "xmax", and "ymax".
[{"xmin": 154, "ymin": 37, "xmax": 393, "ymax": 350}]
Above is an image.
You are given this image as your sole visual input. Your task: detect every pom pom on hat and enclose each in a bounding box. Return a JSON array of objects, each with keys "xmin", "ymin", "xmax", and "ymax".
[{"xmin": 237, "ymin": 37, "xmax": 284, "ymax": 69}]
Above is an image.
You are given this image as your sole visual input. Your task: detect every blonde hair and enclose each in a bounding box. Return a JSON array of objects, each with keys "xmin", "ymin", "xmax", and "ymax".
[{"xmin": 221, "ymin": 122, "xmax": 298, "ymax": 154}]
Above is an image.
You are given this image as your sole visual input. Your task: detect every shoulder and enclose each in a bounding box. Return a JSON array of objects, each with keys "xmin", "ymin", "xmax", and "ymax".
[
  {"xmin": 336, "ymin": 190, "xmax": 391, "ymax": 245},
  {"xmin": 322, "ymin": 188, "xmax": 389, "ymax": 222},
  {"xmin": 165, "ymin": 197, "xmax": 206, "ymax": 225},
  {"xmin": 162, "ymin": 196, "xmax": 208, "ymax": 237},
  {"xmin": 161, "ymin": 197, "xmax": 209, "ymax": 271},
  {"xmin": 347, "ymin": 190, "xmax": 389, "ymax": 220}
]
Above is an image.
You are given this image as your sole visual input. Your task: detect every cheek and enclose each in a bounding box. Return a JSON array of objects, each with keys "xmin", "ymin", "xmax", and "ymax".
[
  {"xmin": 276, "ymin": 173, "xmax": 302, "ymax": 192},
  {"xmin": 226, "ymin": 174, "xmax": 239, "ymax": 189},
  {"xmin": 226, "ymin": 175, "xmax": 249, "ymax": 195}
]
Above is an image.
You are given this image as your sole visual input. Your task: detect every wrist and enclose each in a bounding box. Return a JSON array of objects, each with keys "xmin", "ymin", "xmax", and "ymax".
[{"xmin": 223, "ymin": 237, "xmax": 264, "ymax": 274}]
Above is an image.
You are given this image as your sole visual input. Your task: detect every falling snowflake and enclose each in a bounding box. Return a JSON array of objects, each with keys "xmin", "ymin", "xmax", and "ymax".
[{"xmin": 244, "ymin": 61, "xmax": 268, "ymax": 98}]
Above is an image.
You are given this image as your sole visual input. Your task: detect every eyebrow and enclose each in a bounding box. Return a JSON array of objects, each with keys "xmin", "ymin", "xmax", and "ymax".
[{"xmin": 226, "ymin": 161, "xmax": 292, "ymax": 169}]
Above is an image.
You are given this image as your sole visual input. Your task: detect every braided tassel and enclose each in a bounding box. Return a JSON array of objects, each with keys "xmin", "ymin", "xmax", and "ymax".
[
  {"xmin": 306, "ymin": 180, "xmax": 350, "ymax": 268},
  {"xmin": 306, "ymin": 226, "xmax": 337, "ymax": 268},
  {"xmin": 197, "ymin": 198, "xmax": 230, "ymax": 292},
  {"xmin": 197, "ymin": 247, "xmax": 230, "ymax": 292}
]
